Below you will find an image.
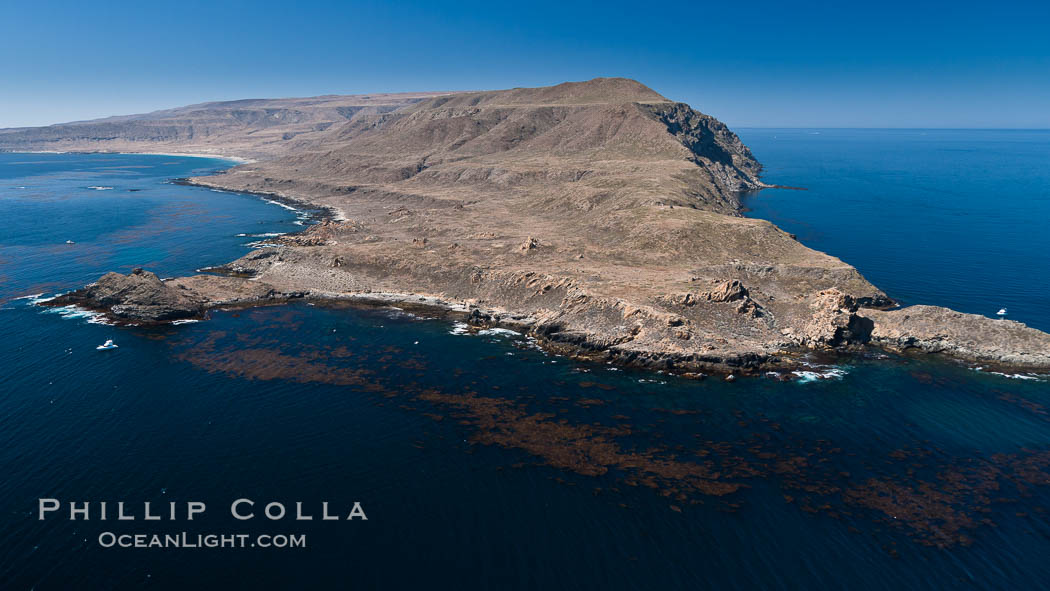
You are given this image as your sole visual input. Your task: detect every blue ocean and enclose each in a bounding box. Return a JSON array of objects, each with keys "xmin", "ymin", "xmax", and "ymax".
[
  {"xmin": 741, "ymin": 129, "xmax": 1050, "ymax": 331},
  {"xmin": 0, "ymin": 134, "xmax": 1048, "ymax": 590}
]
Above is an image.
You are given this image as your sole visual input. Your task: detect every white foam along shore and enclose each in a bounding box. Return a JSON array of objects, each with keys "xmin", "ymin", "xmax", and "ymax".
[
  {"xmin": 42, "ymin": 303, "xmax": 113, "ymax": 325},
  {"xmin": 156, "ymin": 154, "xmax": 341, "ymax": 224},
  {"xmin": 18, "ymin": 292, "xmax": 107, "ymax": 323},
  {"xmin": 263, "ymin": 198, "xmax": 303, "ymax": 213},
  {"xmin": 791, "ymin": 367, "xmax": 848, "ymax": 383},
  {"xmin": 478, "ymin": 327, "xmax": 522, "ymax": 337},
  {"xmin": 258, "ymin": 197, "xmax": 316, "ymax": 227},
  {"xmin": 221, "ymin": 186, "xmax": 348, "ymax": 222},
  {"xmin": 970, "ymin": 366, "xmax": 1046, "ymax": 381},
  {"xmin": 189, "ymin": 174, "xmax": 351, "ymax": 223},
  {"xmin": 450, "ymin": 324, "xmax": 522, "ymax": 338}
]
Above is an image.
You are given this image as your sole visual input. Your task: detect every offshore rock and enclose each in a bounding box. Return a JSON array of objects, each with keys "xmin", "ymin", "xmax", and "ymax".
[{"xmin": 50, "ymin": 268, "xmax": 205, "ymax": 323}]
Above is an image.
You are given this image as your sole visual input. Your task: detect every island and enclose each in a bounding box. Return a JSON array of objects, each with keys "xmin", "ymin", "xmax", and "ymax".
[{"xmin": 4, "ymin": 78, "xmax": 1048, "ymax": 374}]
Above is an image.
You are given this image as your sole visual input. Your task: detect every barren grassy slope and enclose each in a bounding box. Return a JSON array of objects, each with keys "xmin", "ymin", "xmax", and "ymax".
[
  {"xmin": 0, "ymin": 92, "xmax": 450, "ymax": 159},
  {"xmin": 184, "ymin": 78, "xmax": 892, "ymax": 369}
]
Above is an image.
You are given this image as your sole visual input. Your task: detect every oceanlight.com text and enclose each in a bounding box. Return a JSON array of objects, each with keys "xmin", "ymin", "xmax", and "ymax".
[{"xmin": 97, "ymin": 532, "xmax": 306, "ymax": 549}]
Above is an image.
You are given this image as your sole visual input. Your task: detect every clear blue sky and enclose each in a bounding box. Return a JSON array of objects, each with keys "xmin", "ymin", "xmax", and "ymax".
[{"xmin": 1, "ymin": 0, "xmax": 1047, "ymax": 128}]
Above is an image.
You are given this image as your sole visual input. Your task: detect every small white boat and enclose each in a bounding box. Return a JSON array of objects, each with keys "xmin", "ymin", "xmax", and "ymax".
[
  {"xmin": 997, "ymin": 308, "xmax": 1008, "ymax": 316},
  {"xmin": 65, "ymin": 240, "xmax": 75, "ymax": 244},
  {"xmin": 96, "ymin": 339, "xmax": 118, "ymax": 350}
]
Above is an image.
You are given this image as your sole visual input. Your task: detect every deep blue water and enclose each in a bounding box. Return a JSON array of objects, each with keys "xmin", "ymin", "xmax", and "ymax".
[
  {"xmin": 0, "ymin": 147, "xmax": 1048, "ymax": 590},
  {"xmin": 738, "ymin": 129, "xmax": 1050, "ymax": 332}
]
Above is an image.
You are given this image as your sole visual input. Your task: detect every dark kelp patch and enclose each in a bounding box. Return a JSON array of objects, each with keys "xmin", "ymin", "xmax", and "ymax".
[{"xmin": 167, "ymin": 321, "xmax": 1050, "ymax": 550}]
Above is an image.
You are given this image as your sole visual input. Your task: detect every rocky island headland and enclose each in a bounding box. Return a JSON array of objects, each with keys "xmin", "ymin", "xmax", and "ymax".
[{"xmin": 5, "ymin": 78, "xmax": 1049, "ymax": 374}]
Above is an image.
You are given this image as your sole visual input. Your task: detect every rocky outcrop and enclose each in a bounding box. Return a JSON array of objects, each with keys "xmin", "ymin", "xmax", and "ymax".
[
  {"xmin": 275, "ymin": 219, "xmax": 342, "ymax": 246},
  {"xmin": 687, "ymin": 280, "xmax": 762, "ymax": 317},
  {"xmin": 49, "ymin": 268, "xmax": 205, "ymax": 323},
  {"xmin": 796, "ymin": 289, "xmax": 874, "ymax": 348},
  {"xmin": 46, "ymin": 267, "xmax": 314, "ymax": 325},
  {"xmin": 862, "ymin": 306, "xmax": 1050, "ymax": 370},
  {"xmin": 701, "ymin": 279, "xmax": 749, "ymax": 303}
]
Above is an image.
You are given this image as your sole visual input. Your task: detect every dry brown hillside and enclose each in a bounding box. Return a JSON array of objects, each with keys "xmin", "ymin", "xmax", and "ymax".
[
  {"xmin": 0, "ymin": 92, "xmax": 450, "ymax": 159},
  {"xmin": 22, "ymin": 78, "xmax": 1050, "ymax": 372},
  {"xmin": 180, "ymin": 78, "xmax": 894, "ymax": 370}
]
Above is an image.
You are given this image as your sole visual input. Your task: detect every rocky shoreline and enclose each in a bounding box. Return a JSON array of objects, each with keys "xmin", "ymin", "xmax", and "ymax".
[
  {"xmin": 42, "ymin": 263, "xmax": 1050, "ymax": 378},
  {"xmin": 19, "ymin": 78, "xmax": 1050, "ymax": 377}
]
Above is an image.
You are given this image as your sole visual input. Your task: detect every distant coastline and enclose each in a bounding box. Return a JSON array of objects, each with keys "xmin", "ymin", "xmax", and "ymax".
[{"xmin": 9, "ymin": 149, "xmax": 255, "ymax": 164}]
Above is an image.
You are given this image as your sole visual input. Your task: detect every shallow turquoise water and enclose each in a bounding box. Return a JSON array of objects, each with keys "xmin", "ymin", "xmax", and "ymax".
[{"xmin": 1, "ymin": 149, "xmax": 1049, "ymax": 590}]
